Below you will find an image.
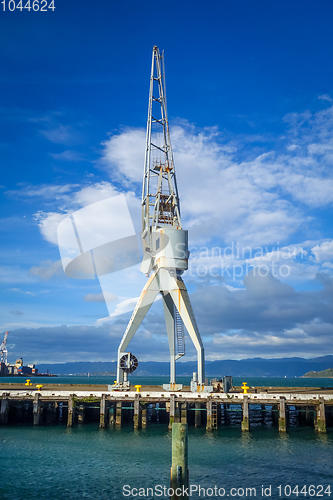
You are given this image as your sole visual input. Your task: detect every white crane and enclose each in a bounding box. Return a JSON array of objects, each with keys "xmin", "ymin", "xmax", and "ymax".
[
  {"xmin": 0, "ymin": 331, "xmax": 9, "ymax": 365},
  {"xmin": 115, "ymin": 46, "xmax": 208, "ymax": 392}
]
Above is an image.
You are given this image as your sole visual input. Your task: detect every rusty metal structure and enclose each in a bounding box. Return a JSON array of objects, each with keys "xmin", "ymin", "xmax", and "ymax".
[{"xmin": 115, "ymin": 46, "xmax": 208, "ymax": 392}]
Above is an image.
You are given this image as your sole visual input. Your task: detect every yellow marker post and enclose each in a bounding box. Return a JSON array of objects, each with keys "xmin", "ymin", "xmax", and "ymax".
[
  {"xmin": 36, "ymin": 384, "xmax": 43, "ymax": 392},
  {"xmin": 25, "ymin": 379, "xmax": 32, "ymax": 386},
  {"xmin": 135, "ymin": 385, "xmax": 142, "ymax": 393}
]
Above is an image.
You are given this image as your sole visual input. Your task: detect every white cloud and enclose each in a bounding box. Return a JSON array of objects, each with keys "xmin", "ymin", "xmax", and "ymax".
[
  {"xmin": 100, "ymin": 128, "xmax": 145, "ymax": 184},
  {"xmin": 318, "ymin": 94, "xmax": 333, "ymax": 103},
  {"xmin": 50, "ymin": 150, "xmax": 87, "ymax": 162},
  {"xmin": 98, "ymin": 107, "xmax": 333, "ymax": 250},
  {"xmin": 40, "ymin": 124, "xmax": 81, "ymax": 144},
  {"xmin": 98, "ymin": 296, "xmax": 140, "ymax": 319},
  {"xmin": 6, "ymin": 183, "xmax": 77, "ymax": 200},
  {"xmin": 34, "ymin": 211, "xmax": 68, "ymax": 245},
  {"xmin": 312, "ymin": 240, "xmax": 333, "ymax": 262}
]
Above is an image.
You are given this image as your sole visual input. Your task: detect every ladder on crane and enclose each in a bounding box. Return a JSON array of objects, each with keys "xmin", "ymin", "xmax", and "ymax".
[{"xmin": 175, "ymin": 308, "xmax": 185, "ymax": 360}]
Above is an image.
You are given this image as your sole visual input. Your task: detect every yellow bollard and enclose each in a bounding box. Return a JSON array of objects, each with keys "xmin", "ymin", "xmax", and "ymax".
[
  {"xmin": 135, "ymin": 385, "xmax": 142, "ymax": 393},
  {"xmin": 241, "ymin": 382, "xmax": 249, "ymax": 394},
  {"xmin": 25, "ymin": 379, "xmax": 32, "ymax": 386},
  {"xmin": 36, "ymin": 384, "xmax": 43, "ymax": 391}
]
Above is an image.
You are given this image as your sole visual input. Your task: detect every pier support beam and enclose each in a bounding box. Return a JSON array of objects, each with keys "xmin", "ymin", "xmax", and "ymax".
[
  {"xmin": 46, "ymin": 402, "xmax": 58, "ymax": 424},
  {"xmin": 115, "ymin": 401, "xmax": 122, "ymax": 426},
  {"xmin": 305, "ymin": 408, "xmax": 313, "ymax": 426},
  {"xmin": 67, "ymin": 394, "xmax": 74, "ymax": 427},
  {"xmin": 158, "ymin": 402, "xmax": 167, "ymax": 424},
  {"xmin": 33, "ymin": 393, "xmax": 41, "ymax": 426},
  {"xmin": 169, "ymin": 394, "xmax": 176, "ymax": 430},
  {"xmin": 241, "ymin": 396, "xmax": 250, "ymax": 432},
  {"xmin": 206, "ymin": 397, "xmax": 212, "ymax": 431},
  {"xmin": 133, "ymin": 395, "xmax": 141, "ymax": 429},
  {"xmin": 195, "ymin": 402, "xmax": 201, "ymax": 428},
  {"xmin": 279, "ymin": 397, "xmax": 287, "ymax": 433},
  {"xmin": 0, "ymin": 394, "xmax": 9, "ymax": 424},
  {"xmin": 141, "ymin": 404, "xmax": 147, "ymax": 428},
  {"xmin": 316, "ymin": 398, "xmax": 326, "ymax": 434},
  {"xmin": 77, "ymin": 405, "xmax": 85, "ymax": 424},
  {"xmin": 170, "ymin": 423, "xmax": 189, "ymax": 500},
  {"xmin": 181, "ymin": 402, "xmax": 188, "ymax": 424},
  {"xmin": 216, "ymin": 403, "xmax": 221, "ymax": 427},
  {"xmin": 109, "ymin": 404, "xmax": 115, "ymax": 426},
  {"xmin": 99, "ymin": 394, "xmax": 107, "ymax": 429}
]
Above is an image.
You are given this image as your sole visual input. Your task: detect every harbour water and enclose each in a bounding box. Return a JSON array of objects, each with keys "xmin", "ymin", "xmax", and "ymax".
[
  {"xmin": 1, "ymin": 424, "xmax": 332, "ymax": 499},
  {"xmin": 1, "ymin": 377, "xmax": 333, "ymax": 499}
]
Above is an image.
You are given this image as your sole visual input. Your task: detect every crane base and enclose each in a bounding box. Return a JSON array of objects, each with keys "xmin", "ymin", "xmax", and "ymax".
[{"xmin": 163, "ymin": 383, "xmax": 183, "ymax": 392}]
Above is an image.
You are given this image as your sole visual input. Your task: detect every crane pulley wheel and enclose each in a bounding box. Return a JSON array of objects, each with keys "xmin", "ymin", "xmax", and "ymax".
[{"xmin": 119, "ymin": 353, "xmax": 138, "ymax": 374}]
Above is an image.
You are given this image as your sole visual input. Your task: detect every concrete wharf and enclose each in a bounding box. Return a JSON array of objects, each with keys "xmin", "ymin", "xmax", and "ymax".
[{"xmin": 1, "ymin": 384, "xmax": 333, "ymax": 433}]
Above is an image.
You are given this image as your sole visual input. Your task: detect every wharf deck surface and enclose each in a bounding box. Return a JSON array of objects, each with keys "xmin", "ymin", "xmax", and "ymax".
[{"xmin": 1, "ymin": 383, "xmax": 333, "ymax": 405}]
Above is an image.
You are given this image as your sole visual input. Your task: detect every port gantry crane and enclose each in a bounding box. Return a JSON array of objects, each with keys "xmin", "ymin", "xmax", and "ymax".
[
  {"xmin": 0, "ymin": 331, "xmax": 9, "ymax": 365},
  {"xmin": 115, "ymin": 46, "xmax": 209, "ymax": 392}
]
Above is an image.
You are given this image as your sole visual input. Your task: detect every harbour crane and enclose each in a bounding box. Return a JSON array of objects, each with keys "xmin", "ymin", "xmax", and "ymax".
[
  {"xmin": 0, "ymin": 331, "xmax": 9, "ymax": 365},
  {"xmin": 115, "ymin": 46, "xmax": 208, "ymax": 392}
]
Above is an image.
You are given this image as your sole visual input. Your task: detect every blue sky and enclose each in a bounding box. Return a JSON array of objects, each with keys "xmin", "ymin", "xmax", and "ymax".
[{"xmin": 1, "ymin": 0, "xmax": 333, "ymax": 366}]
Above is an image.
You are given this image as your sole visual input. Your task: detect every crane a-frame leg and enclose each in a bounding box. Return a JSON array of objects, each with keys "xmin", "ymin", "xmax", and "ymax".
[
  {"xmin": 116, "ymin": 268, "xmax": 205, "ymax": 388},
  {"xmin": 168, "ymin": 278, "xmax": 205, "ymax": 386},
  {"xmin": 116, "ymin": 271, "xmax": 159, "ymax": 383},
  {"xmin": 162, "ymin": 292, "xmax": 176, "ymax": 385}
]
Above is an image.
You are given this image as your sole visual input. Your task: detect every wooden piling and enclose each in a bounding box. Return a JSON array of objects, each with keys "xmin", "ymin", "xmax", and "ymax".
[
  {"xmin": 316, "ymin": 398, "xmax": 326, "ymax": 434},
  {"xmin": 33, "ymin": 393, "xmax": 41, "ymax": 426},
  {"xmin": 109, "ymin": 403, "xmax": 115, "ymax": 426},
  {"xmin": 170, "ymin": 423, "xmax": 189, "ymax": 500},
  {"xmin": 67, "ymin": 394, "xmax": 74, "ymax": 427},
  {"xmin": 141, "ymin": 405, "xmax": 147, "ymax": 427},
  {"xmin": 133, "ymin": 395, "xmax": 141, "ymax": 429},
  {"xmin": 279, "ymin": 397, "xmax": 287, "ymax": 432},
  {"xmin": 0, "ymin": 393, "xmax": 9, "ymax": 424},
  {"xmin": 169, "ymin": 394, "xmax": 176, "ymax": 430},
  {"xmin": 181, "ymin": 402, "xmax": 187, "ymax": 424},
  {"xmin": 99, "ymin": 394, "xmax": 107, "ymax": 428},
  {"xmin": 305, "ymin": 407, "xmax": 313, "ymax": 426},
  {"xmin": 77, "ymin": 405, "xmax": 85, "ymax": 423},
  {"xmin": 195, "ymin": 402, "xmax": 201, "ymax": 428},
  {"xmin": 46, "ymin": 402, "xmax": 58, "ymax": 424},
  {"xmin": 241, "ymin": 396, "xmax": 250, "ymax": 431},
  {"xmin": 206, "ymin": 397, "xmax": 212, "ymax": 431},
  {"xmin": 115, "ymin": 401, "xmax": 122, "ymax": 426}
]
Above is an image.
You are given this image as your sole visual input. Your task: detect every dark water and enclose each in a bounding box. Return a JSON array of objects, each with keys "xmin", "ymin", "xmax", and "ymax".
[
  {"xmin": 3, "ymin": 375, "xmax": 333, "ymax": 388},
  {"xmin": 0, "ymin": 425, "xmax": 332, "ymax": 500}
]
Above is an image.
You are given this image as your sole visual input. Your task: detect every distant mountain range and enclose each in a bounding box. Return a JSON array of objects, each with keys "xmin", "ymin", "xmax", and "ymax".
[{"xmin": 37, "ymin": 355, "xmax": 333, "ymax": 378}]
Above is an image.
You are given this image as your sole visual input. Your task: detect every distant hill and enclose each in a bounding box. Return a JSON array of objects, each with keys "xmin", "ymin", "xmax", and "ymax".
[
  {"xmin": 303, "ymin": 368, "xmax": 333, "ymax": 378},
  {"xmin": 37, "ymin": 355, "xmax": 333, "ymax": 377}
]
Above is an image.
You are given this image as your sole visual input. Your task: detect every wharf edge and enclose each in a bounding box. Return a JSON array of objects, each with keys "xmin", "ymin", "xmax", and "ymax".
[{"xmin": 1, "ymin": 385, "xmax": 333, "ymax": 433}]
